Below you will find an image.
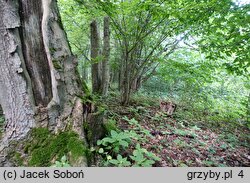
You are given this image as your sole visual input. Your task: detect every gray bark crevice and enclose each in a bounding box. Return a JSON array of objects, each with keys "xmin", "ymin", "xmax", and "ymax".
[
  {"xmin": 0, "ymin": 0, "xmax": 35, "ymax": 164},
  {"xmin": 41, "ymin": 0, "xmax": 60, "ymax": 108},
  {"xmin": 19, "ymin": 0, "xmax": 53, "ymax": 106},
  {"xmin": 0, "ymin": 0, "xmax": 88, "ymax": 166}
]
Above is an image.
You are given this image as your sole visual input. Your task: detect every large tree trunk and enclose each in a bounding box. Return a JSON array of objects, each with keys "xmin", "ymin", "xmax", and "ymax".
[
  {"xmin": 101, "ymin": 16, "xmax": 110, "ymax": 96},
  {"xmin": 90, "ymin": 20, "xmax": 102, "ymax": 94},
  {"xmin": 121, "ymin": 51, "xmax": 131, "ymax": 105},
  {"xmin": 0, "ymin": 0, "xmax": 87, "ymax": 166}
]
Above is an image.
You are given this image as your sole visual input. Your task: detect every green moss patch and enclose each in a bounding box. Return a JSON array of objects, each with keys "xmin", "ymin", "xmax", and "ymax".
[{"xmin": 25, "ymin": 128, "xmax": 87, "ymax": 166}]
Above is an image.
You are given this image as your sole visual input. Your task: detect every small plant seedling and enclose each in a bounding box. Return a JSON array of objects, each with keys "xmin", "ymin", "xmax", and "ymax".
[
  {"xmin": 130, "ymin": 144, "xmax": 161, "ymax": 167},
  {"xmin": 51, "ymin": 155, "xmax": 71, "ymax": 167}
]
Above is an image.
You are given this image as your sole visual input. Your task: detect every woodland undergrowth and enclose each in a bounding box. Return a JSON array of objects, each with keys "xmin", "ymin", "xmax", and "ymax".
[{"xmin": 93, "ymin": 92, "xmax": 250, "ymax": 167}]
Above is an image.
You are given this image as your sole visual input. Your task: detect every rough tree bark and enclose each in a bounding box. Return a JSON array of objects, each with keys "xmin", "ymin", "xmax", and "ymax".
[
  {"xmin": 120, "ymin": 43, "xmax": 131, "ymax": 105},
  {"xmin": 101, "ymin": 16, "xmax": 110, "ymax": 96},
  {"xmin": 0, "ymin": 0, "xmax": 87, "ymax": 166},
  {"xmin": 90, "ymin": 20, "xmax": 102, "ymax": 94},
  {"xmin": 121, "ymin": 65, "xmax": 131, "ymax": 105},
  {"xmin": 118, "ymin": 54, "xmax": 125, "ymax": 92}
]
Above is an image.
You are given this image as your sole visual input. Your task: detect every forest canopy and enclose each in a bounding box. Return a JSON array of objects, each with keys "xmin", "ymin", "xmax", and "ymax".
[{"xmin": 58, "ymin": 0, "xmax": 249, "ymax": 122}]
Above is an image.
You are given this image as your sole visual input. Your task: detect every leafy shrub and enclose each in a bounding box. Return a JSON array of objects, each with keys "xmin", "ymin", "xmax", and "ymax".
[
  {"xmin": 97, "ymin": 130, "xmax": 131, "ymax": 153},
  {"xmin": 96, "ymin": 123, "xmax": 161, "ymax": 167}
]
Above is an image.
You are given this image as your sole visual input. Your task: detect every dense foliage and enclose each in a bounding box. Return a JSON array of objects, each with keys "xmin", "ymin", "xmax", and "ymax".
[
  {"xmin": 58, "ymin": 0, "xmax": 249, "ymax": 126},
  {"xmin": 54, "ymin": 0, "xmax": 250, "ymax": 167}
]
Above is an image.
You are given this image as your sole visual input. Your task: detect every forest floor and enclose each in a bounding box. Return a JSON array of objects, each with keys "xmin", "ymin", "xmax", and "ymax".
[
  {"xmin": 0, "ymin": 95, "xmax": 249, "ymax": 167},
  {"xmin": 104, "ymin": 94, "xmax": 250, "ymax": 167}
]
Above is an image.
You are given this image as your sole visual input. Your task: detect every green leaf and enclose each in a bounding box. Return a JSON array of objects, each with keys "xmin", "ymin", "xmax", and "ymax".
[
  {"xmin": 102, "ymin": 137, "xmax": 116, "ymax": 144},
  {"xmin": 62, "ymin": 163, "xmax": 71, "ymax": 167},
  {"xmin": 123, "ymin": 161, "xmax": 131, "ymax": 166},
  {"xmin": 61, "ymin": 155, "xmax": 67, "ymax": 163},
  {"xmin": 119, "ymin": 140, "xmax": 129, "ymax": 147},
  {"xmin": 142, "ymin": 160, "xmax": 155, "ymax": 167},
  {"xmin": 109, "ymin": 159, "xmax": 119, "ymax": 165},
  {"xmin": 117, "ymin": 154, "xmax": 123, "ymax": 161},
  {"xmin": 114, "ymin": 146, "xmax": 120, "ymax": 153},
  {"xmin": 97, "ymin": 140, "xmax": 102, "ymax": 145},
  {"xmin": 111, "ymin": 130, "xmax": 118, "ymax": 137},
  {"xmin": 98, "ymin": 148, "xmax": 104, "ymax": 154},
  {"xmin": 55, "ymin": 161, "xmax": 62, "ymax": 167}
]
